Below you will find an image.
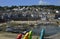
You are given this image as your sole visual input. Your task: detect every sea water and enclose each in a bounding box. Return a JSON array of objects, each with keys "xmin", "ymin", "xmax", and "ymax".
[{"xmin": 32, "ymin": 24, "xmax": 60, "ymax": 36}]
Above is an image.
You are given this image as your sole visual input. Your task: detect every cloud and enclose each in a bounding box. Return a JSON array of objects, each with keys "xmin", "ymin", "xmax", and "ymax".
[{"xmin": 38, "ymin": 0, "xmax": 50, "ymax": 5}]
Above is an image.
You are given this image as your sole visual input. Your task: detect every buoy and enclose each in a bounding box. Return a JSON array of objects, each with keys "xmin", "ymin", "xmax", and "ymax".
[
  {"xmin": 40, "ymin": 28, "xmax": 45, "ymax": 39},
  {"xmin": 17, "ymin": 34, "xmax": 22, "ymax": 39},
  {"xmin": 29, "ymin": 30, "xmax": 32, "ymax": 39},
  {"xmin": 23, "ymin": 33, "xmax": 29, "ymax": 39}
]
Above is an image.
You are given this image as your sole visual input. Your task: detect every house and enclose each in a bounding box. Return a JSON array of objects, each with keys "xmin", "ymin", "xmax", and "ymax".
[{"xmin": 55, "ymin": 14, "xmax": 60, "ymax": 20}]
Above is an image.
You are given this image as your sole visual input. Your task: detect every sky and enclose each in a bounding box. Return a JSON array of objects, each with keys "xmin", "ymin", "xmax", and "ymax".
[{"xmin": 0, "ymin": 0, "xmax": 60, "ymax": 6}]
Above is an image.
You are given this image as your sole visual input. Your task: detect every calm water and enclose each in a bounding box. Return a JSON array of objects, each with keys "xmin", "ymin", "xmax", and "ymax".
[{"xmin": 32, "ymin": 24, "xmax": 60, "ymax": 36}]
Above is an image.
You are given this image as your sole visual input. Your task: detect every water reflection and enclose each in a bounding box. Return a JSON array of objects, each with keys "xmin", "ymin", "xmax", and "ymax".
[{"xmin": 32, "ymin": 24, "xmax": 60, "ymax": 36}]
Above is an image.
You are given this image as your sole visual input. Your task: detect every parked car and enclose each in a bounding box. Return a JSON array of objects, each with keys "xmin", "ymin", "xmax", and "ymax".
[
  {"xmin": 5, "ymin": 27, "xmax": 13, "ymax": 32},
  {"xmin": 0, "ymin": 26, "xmax": 3, "ymax": 31},
  {"xmin": 22, "ymin": 29, "xmax": 30, "ymax": 35},
  {"xmin": 11, "ymin": 28, "xmax": 20, "ymax": 33}
]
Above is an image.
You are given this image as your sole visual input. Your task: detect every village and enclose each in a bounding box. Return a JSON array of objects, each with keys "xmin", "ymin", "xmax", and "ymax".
[{"xmin": 0, "ymin": 5, "xmax": 60, "ymax": 39}]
